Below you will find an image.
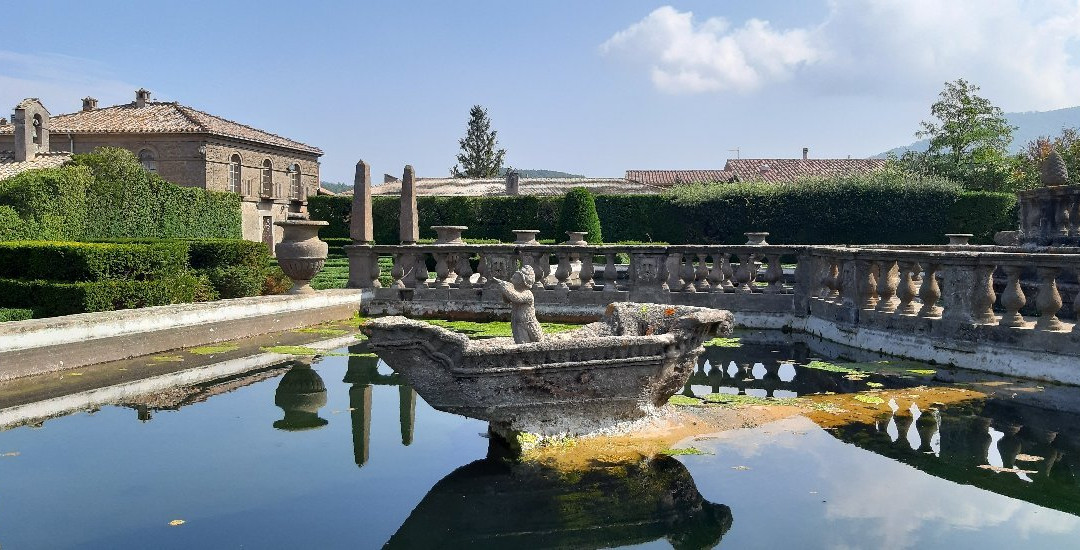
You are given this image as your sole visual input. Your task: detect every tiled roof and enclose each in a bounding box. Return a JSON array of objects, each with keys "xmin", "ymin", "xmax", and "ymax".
[
  {"xmin": 724, "ymin": 158, "xmax": 887, "ymax": 183},
  {"xmin": 625, "ymin": 170, "xmax": 733, "ymax": 186},
  {"xmin": 370, "ymin": 177, "xmax": 663, "ymax": 196},
  {"xmin": 0, "ymin": 150, "xmax": 72, "ymax": 180},
  {"xmin": 0, "ymin": 102, "xmax": 322, "ymax": 155}
]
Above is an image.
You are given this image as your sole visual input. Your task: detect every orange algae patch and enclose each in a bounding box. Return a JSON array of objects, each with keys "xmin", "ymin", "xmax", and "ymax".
[{"xmin": 800, "ymin": 386, "xmax": 985, "ymax": 429}]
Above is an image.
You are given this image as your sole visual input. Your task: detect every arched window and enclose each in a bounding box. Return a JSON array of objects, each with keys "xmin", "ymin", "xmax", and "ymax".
[
  {"xmin": 228, "ymin": 154, "xmax": 242, "ymax": 194},
  {"xmin": 261, "ymin": 159, "xmax": 273, "ymax": 196},
  {"xmin": 289, "ymin": 164, "xmax": 301, "ymax": 199},
  {"xmin": 32, "ymin": 114, "xmax": 42, "ymax": 145},
  {"xmin": 139, "ymin": 148, "xmax": 157, "ymax": 173}
]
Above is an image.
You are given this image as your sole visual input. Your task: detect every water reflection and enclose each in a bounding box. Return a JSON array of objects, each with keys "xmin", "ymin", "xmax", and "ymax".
[
  {"xmin": 386, "ymin": 440, "xmax": 732, "ymax": 549},
  {"xmin": 341, "ymin": 346, "xmax": 416, "ymax": 467},
  {"xmin": 273, "ymin": 361, "xmax": 328, "ymax": 431}
]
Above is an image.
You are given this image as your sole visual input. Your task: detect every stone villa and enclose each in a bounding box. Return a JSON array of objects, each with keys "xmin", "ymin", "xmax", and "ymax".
[{"xmin": 0, "ymin": 90, "xmax": 322, "ymax": 251}]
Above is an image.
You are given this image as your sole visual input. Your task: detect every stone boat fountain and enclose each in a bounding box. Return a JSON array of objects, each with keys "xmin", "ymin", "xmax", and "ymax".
[{"xmin": 362, "ymin": 268, "xmax": 734, "ymax": 435}]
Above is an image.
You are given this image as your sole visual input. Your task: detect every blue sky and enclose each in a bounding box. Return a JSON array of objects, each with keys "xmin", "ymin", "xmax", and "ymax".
[{"xmin": 4, "ymin": 1, "xmax": 1080, "ymax": 183}]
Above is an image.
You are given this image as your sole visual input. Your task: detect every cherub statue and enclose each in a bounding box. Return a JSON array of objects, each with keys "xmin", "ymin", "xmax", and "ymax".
[{"xmin": 492, "ymin": 265, "xmax": 543, "ymax": 344}]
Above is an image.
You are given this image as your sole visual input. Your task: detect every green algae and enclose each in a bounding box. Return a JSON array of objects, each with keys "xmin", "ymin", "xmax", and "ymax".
[
  {"xmin": 424, "ymin": 319, "xmax": 579, "ymax": 339},
  {"xmin": 907, "ymin": 369, "xmax": 938, "ymax": 376},
  {"xmin": 866, "ymin": 382, "xmax": 884, "ymax": 388},
  {"xmin": 668, "ymin": 395, "xmax": 704, "ymax": 406},
  {"xmin": 291, "ymin": 327, "xmax": 350, "ymax": 336},
  {"xmin": 704, "ymin": 393, "xmax": 800, "ymax": 407},
  {"xmin": 660, "ymin": 447, "xmax": 710, "ymax": 456},
  {"xmin": 853, "ymin": 394, "xmax": 887, "ymax": 405},
  {"xmin": 188, "ymin": 344, "xmax": 240, "ymax": 355},
  {"xmin": 803, "ymin": 360, "xmax": 864, "ymax": 374},
  {"xmin": 261, "ymin": 345, "xmax": 322, "ymax": 356},
  {"xmin": 150, "ymin": 355, "xmax": 184, "ymax": 363},
  {"xmin": 704, "ymin": 337, "xmax": 741, "ymax": 348}
]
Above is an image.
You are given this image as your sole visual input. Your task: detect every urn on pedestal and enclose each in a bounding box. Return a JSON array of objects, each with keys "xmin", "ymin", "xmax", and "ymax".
[{"xmin": 275, "ymin": 213, "xmax": 329, "ymax": 294}]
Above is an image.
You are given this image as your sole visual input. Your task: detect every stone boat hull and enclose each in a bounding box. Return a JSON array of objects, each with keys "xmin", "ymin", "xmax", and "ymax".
[{"xmin": 362, "ymin": 303, "xmax": 734, "ymax": 435}]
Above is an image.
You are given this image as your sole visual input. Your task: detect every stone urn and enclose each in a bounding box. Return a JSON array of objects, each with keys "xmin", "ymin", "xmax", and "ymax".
[
  {"xmin": 432, "ymin": 225, "xmax": 468, "ymax": 245},
  {"xmin": 744, "ymin": 232, "xmax": 770, "ymax": 245},
  {"xmin": 512, "ymin": 229, "xmax": 540, "ymax": 245},
  {"xmin": 273, "ymin": 363, "xmax": 328, "ymax": 431},
  {"xmin": 563, "ymin": 231, "xmax": 589, "ymax": 246},
  {"xmin": 945, "ymin": 233, "xmax": 973, "ymax": 246},
  {"xmin": 275, "ymin": 215, "xmax": 329, "ymax": 294}
]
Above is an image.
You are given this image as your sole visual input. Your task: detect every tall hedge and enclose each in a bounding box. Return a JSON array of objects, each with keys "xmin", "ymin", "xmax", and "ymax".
[
  {"xmin": 557, "ymin": 187, "xmax": 603, "ymax": 243},
  {"xmin": 309, "ymin": 173, "xmax": 1018, "ymax": 245},
  {"xmin": 0, "ymin": 147, "xmax": 241, "ymax": 241}
]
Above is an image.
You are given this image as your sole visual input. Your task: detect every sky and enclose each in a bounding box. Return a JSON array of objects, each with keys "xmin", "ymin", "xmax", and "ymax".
[{"xmin": 4, "ymin": 1, "xmax": 1080, "ymax": 183}]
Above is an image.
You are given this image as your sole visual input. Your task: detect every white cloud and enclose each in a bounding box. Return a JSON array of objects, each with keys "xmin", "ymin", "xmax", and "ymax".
[
  {"xmin": 600, "ymin": 6, "xmax": 819, "ymax": 93},
  {"xmin": 601, "ymin": 1, "xmax": 1080, "ymax": 110},
  {"xmin": 0, "ymin": 51, "xmax": 139, "ymax": 116}
]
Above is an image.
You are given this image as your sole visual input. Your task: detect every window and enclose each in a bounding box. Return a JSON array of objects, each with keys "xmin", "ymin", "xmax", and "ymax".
[
  {"xmin": 139, "ymin": 148, "xmax": 157, "ymax": 173},
  {"xmin": 290, "ymin": 164, "xmax": 301, "ymax": 199},
  {"xmin": 32, "ymin": 114, "xmax": 42, "ymax": 145},
  {"xmin": 261, "ymin": 159, "xmax": 273, "ymax": 196},
  {"xmin": 229, "ymin": 154, "xmax": 242, "ymax": 194}
]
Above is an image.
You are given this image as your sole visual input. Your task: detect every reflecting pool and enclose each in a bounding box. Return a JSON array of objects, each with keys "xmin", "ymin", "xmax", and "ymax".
[{"xmin": 1, "ymin": 335, "xmax": 1079, "ymax": 549}]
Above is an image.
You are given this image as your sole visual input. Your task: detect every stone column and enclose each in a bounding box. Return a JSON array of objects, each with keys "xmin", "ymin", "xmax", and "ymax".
[
  {"xmin": 346, "ymin": 160, "xmax": 380, "ymax": 288},
  {"xmin": 400, "ymin": 165, "xmax": 419, "ymax": 244}
]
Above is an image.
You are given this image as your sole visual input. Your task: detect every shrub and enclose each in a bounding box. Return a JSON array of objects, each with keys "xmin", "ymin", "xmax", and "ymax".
[
  {"xmin": 0, "ymin": 274, "xmax": 205, "ymax": 317},
  {"xmin": 557, "ymin": 187, "xmax": 603, "ymax": 244},
  {"xmin": 0, "ymin": 147, "xmax": 241, "ymax": 241},
  {"xmin": 0, "ymin": 241, "xmax": 190, "ymax": 282},
  {"xmin": 946, "ymin": 191, "xmax": 1018, "ymax": 244},
  {"xmin": 0, "ymin": 308, "xmax": 33, "ymax": 322}
]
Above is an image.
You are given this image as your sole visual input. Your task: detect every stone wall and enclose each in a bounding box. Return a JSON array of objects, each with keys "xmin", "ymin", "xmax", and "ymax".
[
  {"xmin": 50, "ymin": 134, "xmax": 208, "ymax": 188},
  {"xmin": 203, "ymin": 140, "xmax": 319, "ymax": 198}
]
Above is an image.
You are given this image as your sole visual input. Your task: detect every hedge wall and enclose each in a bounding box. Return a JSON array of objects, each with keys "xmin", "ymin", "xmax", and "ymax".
[
  {"xmin": 0, "ymin": 275, "xmax": 203, "ymax": 318},
  {"xmin": 309, "ymin": 174, "xmax": 1018, "ymax": 245},
  {"xmin": 0, "ymin": 241, "xmax": 189, "ymax": 282},
  {"xmin": 0, "ymin": 147, "xmax": 241, "ymax": 241}
]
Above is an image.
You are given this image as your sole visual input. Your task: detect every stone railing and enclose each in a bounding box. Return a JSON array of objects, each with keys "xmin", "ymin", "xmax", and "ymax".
[{"xmin": 1018, "ymin": 184, "xmax": 1080, "ymax": 246}]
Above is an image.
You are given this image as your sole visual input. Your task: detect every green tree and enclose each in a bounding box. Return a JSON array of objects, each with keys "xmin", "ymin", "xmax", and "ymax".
[
  {"xmin": 557, "ymin": 187, "xmax": 603, "ymax": 244},
  {"xmin": 451, "ymin": 105, "xmax": 506, "ymax": 178},
  {"xmin": 1011, "ymin": 128, "xmax": 1080, "ymax": 189},
  {"xmin": 912, "ymin": 79, "xmax": 1016, "ymax": 190}
]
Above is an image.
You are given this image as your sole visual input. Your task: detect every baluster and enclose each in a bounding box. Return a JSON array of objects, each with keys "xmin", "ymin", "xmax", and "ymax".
[
  {"xmin": 897, "ymin": 261, "xmax": 920, "ymax": 315},
  {"xmin": 764, "ymin": 254, "xmax": 784, "ymax": 294},
  {"xmin": 680, "ymin": 253, "xmax": 697, "ymax": 292},
  {"xmin": 821, "ymin": 258, "xmax": 838, "ymax": 300},
  {"xmin": 434, "ymin": 252, "xmax": 455, "ymax": 289},
  {"xmin": 604, "ymin": 252, "xmax": 618, "ymax": 292},
  {"xmin": 666, "ymin": 252, "xmax": 683, "ymax": 291},
  {"xmin": 475, "ymin": 251, "xmax": 489, "ymax": 286},
  {"xmin": 554, "ymin": 250, "xmax": 572, "ymax": 290},
  {"xmin": 1070, "ymin": 198, "xmax": 1080, "ymax": 237},
  {"xmin": 369, "ymin": 252, "xmax": 382, "ymax": 288},
  {"xmin": 971, "ymin": 263, "xmax": 997, "ymax": 324},
  {"xmin": 579, "ymin": 252, "xmax": 595, "ymax": 290},
  {"xmin": 706, "ymin": 253, "xmax": 722, "ymax": 292},
  {"xmin": 721, "ymin": 253, "xmax": 736, "ymax": 291},
  {"xmin": 830, "ymin": 259, "xmax": 845, "ymax": 303},
  {"xmin": 455, "ymin": 253, "xmax": 473, "ymax": 288},
  {"xmin": 413, "ymin": 253, "xmax": 429, "ymax": 288},
  {"xmin": 734, "ymin": 253, "xmax": 754, "ymax": 293},
  {"xmin": 537, "ymin": 252, "xmax": 551, "ymax": 289},
  {"xmin": 875, "ymin": 260, "xmax": 899, "ymax": 313},
  {"xmin": 694, "ymin": 253, "xmax": 711, "ymax": 291},
  {"xmin": 1035, "ymin": 266, "xmax": 1065, "ymax": 331},
  {"xmin": 390, "ymin": 252, "xmax": 407, "ymax": 289},
  {"xmin": 917, "ymin": 263, "xmax": 942, "ymax": 318},
  {"xmin": 1060, "ymin": 199, "xmax": 1072, "ymax": 237},
  {"xmin": 854, "ymin": 260, "xmax": 878, "ymax": 310},
  {"xmin": 999, "ymin": 264, "xmax": 1027, "ymax": 327}
]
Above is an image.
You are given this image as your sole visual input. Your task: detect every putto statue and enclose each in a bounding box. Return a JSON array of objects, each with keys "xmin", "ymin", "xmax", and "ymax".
[{"xmin": 493, "ymin": 265, "xmax": 543, "ymax": 344}]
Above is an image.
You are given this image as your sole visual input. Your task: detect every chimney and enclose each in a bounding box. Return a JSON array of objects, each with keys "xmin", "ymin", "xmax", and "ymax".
[
  {"xmin": 384, "ymin": 173, "xmax": 400, "ymax": 184},
  {"xmin": 802, "ymin": 147, "xmax": 809, "ymax": 160},
  {"xmin": 135, "ymin": 88, "xmax": 151, "ymax": 108},
  {"xmin": 82, "ymin": 97, "xmax": 98, "ymax": 111},
  {"xmin": 505, "ymin": 170, "xmax": 520, "ymax": 195},
  {"xmin": 0, "ymin": 117, "xmax": 6, "ymax": 126}
]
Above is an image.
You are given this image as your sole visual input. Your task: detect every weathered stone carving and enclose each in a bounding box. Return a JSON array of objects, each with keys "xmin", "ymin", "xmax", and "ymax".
[
  {"xmin": 274, "ymin": 214, "xmax": 328, "ymax": 294},
  {"xmin": 492, "ymin": 266, "xmax": 543, "ymax": 344},
  {"xmin": 362, "ymin": 302, "xmax": 734, "ymax": 435}
]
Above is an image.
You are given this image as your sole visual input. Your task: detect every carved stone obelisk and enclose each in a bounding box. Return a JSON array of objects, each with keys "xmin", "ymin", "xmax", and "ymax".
[
  {"xmin": 345, "ymin": 159, "xmax": 380, "ymax": 288},
  {"xmin": 400, "ymin": 165, "xmax": 419, "ymax": 244}
]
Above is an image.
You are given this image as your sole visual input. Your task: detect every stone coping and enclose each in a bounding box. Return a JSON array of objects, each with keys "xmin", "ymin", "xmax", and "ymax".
[{"xmin": 0, "ymin": 289, "xmax": 363, "ymax": 354}]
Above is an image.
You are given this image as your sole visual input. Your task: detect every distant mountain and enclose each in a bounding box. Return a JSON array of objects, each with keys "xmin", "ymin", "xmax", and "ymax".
[
  {"xmin": 319, "ymin": 181, "xmax": 351, "ymax": 193},
  {"xmin": 499, "ymin": 168, "xmax": 585, "ymax": 178},
  {"xmin": 878, "ymin": 106, "xmax": 1080, "ymax": 157}
]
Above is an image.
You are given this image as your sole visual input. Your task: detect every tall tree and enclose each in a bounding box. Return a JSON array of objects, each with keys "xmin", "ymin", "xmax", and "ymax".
[
  {"xmin": 912, "ymin": 79, "xmax": 1016, "ymax": 190},
  {"xmin": 451, "ymin": 105, "xmax": 506, "ymax": 178}
]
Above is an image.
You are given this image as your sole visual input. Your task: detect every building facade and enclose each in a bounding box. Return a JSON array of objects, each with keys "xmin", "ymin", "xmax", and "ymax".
[{"xmin": 0, "ymin": 90, "xmax": 322, "ymax": 252}]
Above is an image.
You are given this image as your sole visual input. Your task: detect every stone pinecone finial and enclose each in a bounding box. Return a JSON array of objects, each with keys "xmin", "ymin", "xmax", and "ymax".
[{"xmin": 1040, "ymin": 150, "xmax": 1068, "ymax": 186}]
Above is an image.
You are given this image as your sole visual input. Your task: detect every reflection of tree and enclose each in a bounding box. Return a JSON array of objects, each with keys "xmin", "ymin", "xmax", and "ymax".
[
  {"xmin": 386, "ymin": 441, "xmax": 732, "ymax": 549},
  {"xmin": 343, "ymin": 346, "xmax": 416, "ymax": 467},
  {"xmin": 827, "ymin": 399, "xmax": 1080, "ymax": 517}
]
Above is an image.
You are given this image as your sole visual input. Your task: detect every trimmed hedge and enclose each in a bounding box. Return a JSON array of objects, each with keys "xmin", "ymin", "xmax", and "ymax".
[
  {"xmin": 557, "ymin": 187, "xmax": 603, "ymax": 244},
  {"xmin": 0, "ymin": 241, "xmax": 189, "ymax": 282},
  {"xmin": 0, "ymin": 274, "xmax": 204, "ymax": 318},
  {"xmin": 0, "ymin": 308, "xmax": 33, "ymax": 322},
  {"xmin": 0, "ymin": 147, "xmax": 241, "ymax": 241},
  {"xmin": 309, "ymin": 175, "xmax": 1018, "ymax": 245}
]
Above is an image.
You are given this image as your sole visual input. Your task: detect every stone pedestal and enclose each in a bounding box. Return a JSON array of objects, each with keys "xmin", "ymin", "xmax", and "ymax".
[
  {"xmin": 744, "ymin": 232, "xmax": 770, "ymax": 245},
  {"xmin": 564, "ymin": 231, "xmax": 588, "ymax": 245},
  {"xmin": 513, "ymin": 230, "xmax": 540, "ymax": 244},
  {"xmin": 432, "ymin": 225, "xmax": 468, "ymax": 245},
  {"xmin": 945, "ymin": 233, "xmax": 973, "ymax": 245}
]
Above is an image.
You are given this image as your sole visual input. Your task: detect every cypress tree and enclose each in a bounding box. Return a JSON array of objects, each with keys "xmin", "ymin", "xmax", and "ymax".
[
  {"xmin": 557, "ymin": 187, "xmax": 603, "ymax": 244},
  {"xmin": 451, "ymin": 105, "xmax": 506, "ymax": 178}
]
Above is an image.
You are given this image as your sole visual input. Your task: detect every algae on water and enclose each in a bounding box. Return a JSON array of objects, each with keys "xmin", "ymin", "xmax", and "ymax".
[{"xmin": 188, "ymin": 344, "xmax": 240, "ymax": 355}]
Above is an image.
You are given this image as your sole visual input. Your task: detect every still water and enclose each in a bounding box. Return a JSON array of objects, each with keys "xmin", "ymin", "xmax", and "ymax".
[{"xmin": 1, "ymin": 338, "xmax": 1079, "ymax": 549}]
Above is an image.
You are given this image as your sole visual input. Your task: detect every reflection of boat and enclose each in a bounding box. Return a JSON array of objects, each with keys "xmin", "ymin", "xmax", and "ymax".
[
  {"xmin": 385, "ymin": 444, "xmax": 732, "ymax": 549},
  {"xmin": 362, "ymin": 303, "xmax": 733, "ymax": 435}
]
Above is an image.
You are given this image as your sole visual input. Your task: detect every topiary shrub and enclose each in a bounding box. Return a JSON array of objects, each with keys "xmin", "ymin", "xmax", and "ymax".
[
  {"xmin": 0, "ymin": 274, "xmax": 205, "ymax": 317},
  {"xmin": 0, "ymin": 241, "xmax": 190, "ymax": 281},
  {"xmin": 556, "ymin": 187, "xmax": 603, "ymax": 244}
]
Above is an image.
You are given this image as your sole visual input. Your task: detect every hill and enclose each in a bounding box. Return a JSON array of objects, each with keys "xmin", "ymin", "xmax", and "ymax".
[{"xmin": 879, "ymin": 106, "xmax": 1080, "ymax": 157}]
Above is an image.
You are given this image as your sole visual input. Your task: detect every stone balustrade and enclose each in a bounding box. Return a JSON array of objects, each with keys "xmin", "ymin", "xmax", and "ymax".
[{"xmin": 1018, "ymin": 184, "xmax": 1080, "ymax": 247}]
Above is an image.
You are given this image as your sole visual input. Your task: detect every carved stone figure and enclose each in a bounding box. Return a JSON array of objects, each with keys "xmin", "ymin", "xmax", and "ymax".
[{"xmin": 493, "ymin": 265, "xmax": 543, "ymax": 344}]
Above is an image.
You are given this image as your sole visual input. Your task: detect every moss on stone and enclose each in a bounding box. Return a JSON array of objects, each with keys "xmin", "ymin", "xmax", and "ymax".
[
  {"xmin": 667, "ymin": 395, "xmax": 703, "ymax": 406},
  {"xmin": 424, "ymin": 319, "xmax": 580, "ymax": 339},
  {"xmin": 188, "ymin": 344, "xmax": 240, "ymax": 355},
  {"xmin": 704, "ymin": 337, "xmax": 741, "ymax": 348},
  {"xmin": 660, "ymin": 447, "xmax": 709, "ymax": 456},
  {"xmin": 291, "ymin": 327, "xmax": 350, "ymax": 336},
  {"xmin": 150, "ymin": 355, "xmax": 184, "ymax": 363}
]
